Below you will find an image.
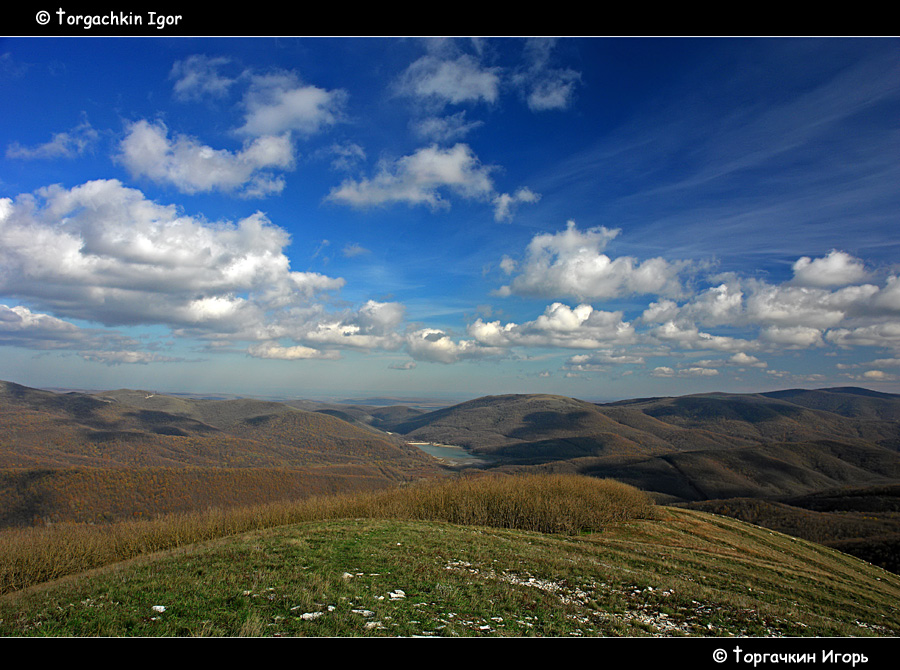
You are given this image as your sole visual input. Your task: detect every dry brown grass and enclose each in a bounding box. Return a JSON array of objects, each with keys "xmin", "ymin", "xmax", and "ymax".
[{"xmin": 0, "ymin": 474, "xmax": 654, "ymax": 595}]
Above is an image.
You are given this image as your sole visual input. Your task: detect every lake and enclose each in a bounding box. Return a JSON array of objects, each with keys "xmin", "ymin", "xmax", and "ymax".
[{"xmin": 409, "ymin": 442, "xmax": 490, "ymax": 466}]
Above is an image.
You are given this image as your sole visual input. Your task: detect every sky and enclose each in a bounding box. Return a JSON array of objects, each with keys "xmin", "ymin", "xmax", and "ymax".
[{"xmin": 1, "ymin": 36, "xmax": 899, "ymax": 402}]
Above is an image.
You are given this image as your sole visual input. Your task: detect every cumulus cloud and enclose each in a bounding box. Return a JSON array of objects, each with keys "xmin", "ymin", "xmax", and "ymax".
[
  {"xmin": 327, "ymin": 143, "xmax": 497, "ymax": 211},
  {"xmin": 826, "ymin": 322, "xmax": 900, "ymax": 351},
  {"xmin": 301, "ymin": 300, "xmax": 406, "ymax": 352},
  {"xmin": 396, "ymin": 54, "xmax": 501, "ymax": 107},
  {"xmin": 791, "ymin": 250, "xmax": 869, "ymax": 287},
  {"xmin": 405, "ymin": 327, "xmax": 503, "ymax": 364},
  {"xmin": 6, "ymin": 118, "xmax": 98, "ymax": 159},
  {"xmin": 858, "ymin": 369, "xmax": 898, "ymax": 381},
  {"xmin": 0, "ymin": 180, "xmax": 345, "ymax": 338},
  {"xmin": 728, "ymin": 352, "xmax": 767, "ymax": 368},
  {"xmin": 468, "ymin": 302, "xmax": 634, "ymax": 350},
  {"xmin": 236, "ymin": 71, "xmax": 348, "ymax": 137},
  {"xmin": 745, "ymin": 282, "xmax": 879, "ymax": 330},
  {"xmin": 497, "ymin": 221, "xmax": 687, "ymax": 300},
  {"xmin": 564, "ymin": 350, "xmax": 646, "ymax": 373},
  {"xmin": 118, "ymin": 120, "xmax": 295, "ymax": 197},
  {"xmin": 650, "ymin": 320, "xmax": 756, "ymax": 353},
  {"xmin": 484, "ymin": 225, "xmax": 900, "ymax": 381},
  {"xmin": 493, "ymin": 187, "xmax": 541, "ymax": 222}
]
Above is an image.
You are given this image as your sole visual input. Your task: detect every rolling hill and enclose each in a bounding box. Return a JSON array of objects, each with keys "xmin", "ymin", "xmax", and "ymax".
[
  {"xmin": 0, "ymin": 380, "xmax": 445, "ymax": 526},
  {"xmin": 4, "ymin": 379, "xmax": 900, "ymax": 574},
  {"xmin": 376, "ymin": 388, "xmax": 900, "ymax": 574}
]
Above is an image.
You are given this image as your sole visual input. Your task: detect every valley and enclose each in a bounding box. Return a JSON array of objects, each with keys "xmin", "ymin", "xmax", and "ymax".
[{"xmin": 3, "ymin": 379, "xmax": 900, "ymax": 588}]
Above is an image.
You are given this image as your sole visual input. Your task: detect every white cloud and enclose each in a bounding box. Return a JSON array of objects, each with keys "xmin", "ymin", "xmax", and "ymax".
[
  {"xmin": 515, "ymin": 38, "xmax": 582, "ymax": 112},
  {"xmin": 468, "ymin": 302, "xmax": 634, "ymax": 350},
  {"xmin": 826, "ymin": 322, "xmax": 900, "ymax": 351},
  {"xmin": 860, "ymin": 369, "xmax": 897, "ymax": 381},
  {"xmin": 651, "ymin": 365, "xmax": 719, "ymax": 378},
  {"xmin": 169, "ymin": 55, "xmax": 237, "ymax": 101},
  {"xmin": 236, "ymin": 71, "xmax": 347, "ymax": 137},
  {"xmin": 301, "ymin": 300, "xmax": 405, "ymax": 352},
  {"xmin": 247, "ymin": 341, "xmax": 340, "ymax": 360},
  {"xmin": 396, "ymin": 54, "xmax": 501, "ymax": 107},
  {"xmin": 745, "ymin": 282, "xmax": 879, "ymax": 330},
  {"xmin": 342, "ymin": 243, "xmax": 370, "ymax": 258},
  {"xmin": 0, "ymin": 304, "xmax": 86, "ymax": 348},
  {"xmin": 0, "ymin": 304, "xmax": 177, "ymax": 365},
  {"xmin": 6, "ymin": 118, "xmax": 98, "ymax": 159},
  {"xmin": 327, "ymin": 143, "xmax": 497, "ymax": 211},
  {"xmin": 493, "ymin": 187, "xmax": 541, "ymax": 222},
  {"xmin": 0, "ymin": 180, "xmax": 345, "ymax": 337},
  {"xmin": 564, "ymin": 350, "xmax": 646, "ymax": 372},
  {"xmin": 325, "ymin": 142, "xmax": 366, "ymax": 172},
  {"xmin": 118, "ymin": 120, "xmax": 295, "ymax": 197},
  {"xmin": 873, "ymin": 276, "xmax": 900, "ymax": 312},
  {"xmin": 405, "ymin": 327, "xmax": 502, "ymax": 364},
  {"xmin": 760, "ymin": 325, "xmax": 825, "ymax": 348},
  {"xmin": 412, "ymin": 111, "xmax": 484, "ymax": 142},
  {"xmin": 497, "ymin": 220, "xmax": 687, "ymax": 300},
  {"xmin": 79, "ymin": 351, "xmax": 185, "ymax": 366},
  {"xmin": 729, "ymin": 352, "xmax": 767, "ymax": 368},
  {"xmin": 650, "ymin": 320, "xmax": 755, "ymax": 353},
  {"xmin": 791, "ymin": 250, "xmax": 869, "ymax": 287}
]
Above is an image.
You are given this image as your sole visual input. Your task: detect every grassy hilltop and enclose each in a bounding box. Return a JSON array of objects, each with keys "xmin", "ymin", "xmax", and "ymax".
[{"xmin": 1, "ymin": 474, "xmax": 898, "ymax": 638}]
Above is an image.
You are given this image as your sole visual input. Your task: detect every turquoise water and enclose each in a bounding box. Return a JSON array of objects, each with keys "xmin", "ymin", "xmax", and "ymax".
[{"xmin": 410, "ymin": 442, "xmax": 489, "ymax": 465}]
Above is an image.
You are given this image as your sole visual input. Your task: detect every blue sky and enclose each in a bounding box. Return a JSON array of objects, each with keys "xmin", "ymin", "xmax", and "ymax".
[{"xmin": 1, "ymin": 37, "xmax": 899, "ymax": 402}]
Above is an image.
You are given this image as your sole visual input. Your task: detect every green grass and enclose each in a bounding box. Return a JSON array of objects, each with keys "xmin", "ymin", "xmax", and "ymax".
[
  {"xmin": 1, "ymin": 474, "xmax": 898, "ymax": 637},
  {"xmin": 2, "ymin": 509, "xmax": 898, "ymax": 637}
]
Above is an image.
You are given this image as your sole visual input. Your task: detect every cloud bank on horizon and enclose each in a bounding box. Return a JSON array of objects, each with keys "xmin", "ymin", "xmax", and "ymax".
[{"xmin": 1, "ymin": 37, "xmax": 899, "ymax": 399}]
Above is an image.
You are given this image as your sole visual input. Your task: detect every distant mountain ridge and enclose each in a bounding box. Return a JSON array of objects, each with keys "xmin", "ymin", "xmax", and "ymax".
[
  {"xmin": 0, "ymin": 380, "xmax": 444, "ymax": 526},
  {"xmin": 3, "ymin": 379, "xmax": 900, "ymax": 518},
  {"xmin": 5, "ymin": 379, "xmax": 900, "ymax": 574}
]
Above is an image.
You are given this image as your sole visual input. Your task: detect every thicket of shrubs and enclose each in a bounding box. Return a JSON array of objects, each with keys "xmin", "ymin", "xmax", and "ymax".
[{"xmin": 0, "ymin": 474, "xmax": 654, "ymax": 595}]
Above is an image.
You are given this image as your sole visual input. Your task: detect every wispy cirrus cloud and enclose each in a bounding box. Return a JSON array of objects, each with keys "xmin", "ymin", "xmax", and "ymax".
[
  {"xmin": 169, "ymin": 54, "xmax": 238, "ymax": 101},
  {"xmin": 6, "ymin": 117, "xmax": 99, "ymax": 159}
]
